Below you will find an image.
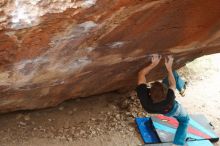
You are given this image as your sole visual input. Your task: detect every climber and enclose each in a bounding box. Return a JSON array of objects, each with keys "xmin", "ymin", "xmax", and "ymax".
[{"xmin": 136, "ymin": 54, "xmax": 189, "ymax": 146}]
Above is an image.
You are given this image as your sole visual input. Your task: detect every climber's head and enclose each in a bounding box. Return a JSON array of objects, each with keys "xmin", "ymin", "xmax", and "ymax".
[{"xmin": 150, "ymin": 81, "xmax": 168, "ymax": 102}]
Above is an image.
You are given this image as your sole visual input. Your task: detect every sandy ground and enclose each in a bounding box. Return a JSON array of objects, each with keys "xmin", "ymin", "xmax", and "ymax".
[{"xmin": 0, "ymin": 54, "xmax": 220, "ymax": 146}]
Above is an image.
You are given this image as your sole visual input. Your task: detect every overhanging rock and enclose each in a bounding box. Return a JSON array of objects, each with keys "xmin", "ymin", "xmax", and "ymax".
[{"xmin": 1, "ymin": 0, "xmax": 220, "ymax": 113}]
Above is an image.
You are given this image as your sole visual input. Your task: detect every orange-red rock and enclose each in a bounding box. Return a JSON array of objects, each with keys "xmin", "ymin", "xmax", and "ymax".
[{"xmin": 0, "ymin": 0, "xmax": 220, "ymax": 113}]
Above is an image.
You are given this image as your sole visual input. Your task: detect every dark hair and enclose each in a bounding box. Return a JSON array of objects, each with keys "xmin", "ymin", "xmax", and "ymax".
[{"xmin": 150, "ymin": 81, "xmax": 168, "ymax": 103}]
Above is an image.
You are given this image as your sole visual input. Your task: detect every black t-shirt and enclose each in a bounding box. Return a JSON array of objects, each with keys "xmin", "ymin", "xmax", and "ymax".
[{"xmin": 135, "ymin": 83, "xmax": 175, "ymax": 114}]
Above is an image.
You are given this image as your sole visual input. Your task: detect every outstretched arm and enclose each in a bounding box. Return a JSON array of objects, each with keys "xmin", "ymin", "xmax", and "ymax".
[
  {"xmin": 137, "ymin": 54, "xmax": 161, "ymax": 85},
  {"xmin": 165, "ymin": 55, "xmax": 176, "ymax": 91}
]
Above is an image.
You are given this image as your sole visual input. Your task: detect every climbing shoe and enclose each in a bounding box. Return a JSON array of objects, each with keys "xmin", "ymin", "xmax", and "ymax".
[{"xmin": 179, "ymin": 81, "xmax": 188, "ymax": 97}]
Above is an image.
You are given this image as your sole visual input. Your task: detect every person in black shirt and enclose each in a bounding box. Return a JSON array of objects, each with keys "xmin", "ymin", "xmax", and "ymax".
[{"xmin": 136, "ymin": 54, "xmax": 189, "ymax": 146}]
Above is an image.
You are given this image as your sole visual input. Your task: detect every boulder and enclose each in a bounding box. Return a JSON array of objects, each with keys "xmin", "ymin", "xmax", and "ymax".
[{"xmin": 0, "ymin": 0, "xmax": 220, "ymax": 113}]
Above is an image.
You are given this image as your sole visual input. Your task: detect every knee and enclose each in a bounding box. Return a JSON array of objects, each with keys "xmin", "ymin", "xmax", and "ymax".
[
  {"xmin": 178, "ymin": 115, "xmax": 190, "ymax": 125},
  {"xmin": 172, "ymin": 71, "xmax": 178, "ymax": 77},
  {"xmin": 183, "ymin": 115, "xmax": 190, "ymax": 125}
]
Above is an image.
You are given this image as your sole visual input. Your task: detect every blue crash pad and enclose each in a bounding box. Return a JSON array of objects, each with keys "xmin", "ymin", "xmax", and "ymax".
[
  {"xmin": 136, "ymin": 115, "xmax": 218, "ymax": 145},
  {"xmin": 135, "ymin": 117, "xmax": 160, "ymax": 144},
  {"xmin": 144, "ymin": 140, "xmax": 213, "ymax": 146}
]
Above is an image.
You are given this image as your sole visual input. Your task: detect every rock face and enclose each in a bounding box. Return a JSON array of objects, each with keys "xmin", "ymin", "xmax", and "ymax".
[{"xmin": 0, "ymin": 0, "xmax": 220, "ymax": 113}]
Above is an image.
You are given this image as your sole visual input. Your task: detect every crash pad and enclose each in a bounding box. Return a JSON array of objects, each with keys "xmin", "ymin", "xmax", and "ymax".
[
  {"xmin": 135, "ymin": 117, "xmax": 160, "ymax": 144},
  {"xmin": 151, "ymin": 114, "xmax": 219, "ymax": 143},
  {"xmin": 143, "ymin": 139, "xmax": 213, "ymax": 146}
]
